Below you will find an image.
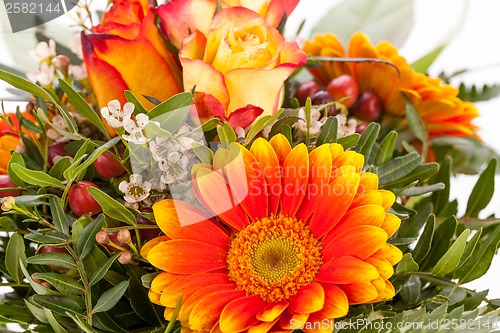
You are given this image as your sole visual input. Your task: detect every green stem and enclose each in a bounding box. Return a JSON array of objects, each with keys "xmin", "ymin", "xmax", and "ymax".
[
  {"xmin": 0, "ymin": 283, "xmax": 31, "ymax": 287},
  {"xmin": 67, "ymin": 246, "xmax": 93, "ymax": 325}
]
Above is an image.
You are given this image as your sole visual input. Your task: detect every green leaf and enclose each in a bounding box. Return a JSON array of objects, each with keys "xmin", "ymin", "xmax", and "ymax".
[
  {"xmin": 125, "ymin": 90, "xmax": 148, "ymax": 115},
  {"xmin": 77, "ymin": 215, "xmax": 105, "ymax": 260},
  {"xmin": 374, "ymin": 152, "xmax": 421, "ymax": 186},
  {"xmin": 89, "ymin": 252, "xmax": 120, "ymax": 286},
  {"xmin": 431, "ymin": 157, "xmax": 451, "ymax": 216},
  {"xmin": 7, "ymin": 151, "xmax": 26, "ymax": 187},
  {"xmin": 374, "ymin": 131, "xmax": 397, "ymax": 166},
  {"xmin": 49, "ymin": 197, "xmax": 70, "ymax": 236},
  {"xmin": 458, "ymin": 83, "xmax": 500, "ymax": 102},
  {"xmin": 456, "ymin": 228, "xmax": 482, "ymax": 269},
  {"xmin": 32, "ymin": 295, "xmax": 82, "ymax": 316},
  {"xmin": 354, "ymin": 122, "xmax": 380, "ymax": 163},
  {"xmin": 396, "ymin": 253, "xmax": 419, "ymax": 274},
  {"xmin": 455, "ymin": 224, "xmax": 500, "ymax": 283},
  {"xmin": 420, "ymin": 216, "xmax": 457, "ymax": 271},
  {"xmin": 316, "ymin": 116, "xmax": 338, "ymax": 145},
  {"xmin": 0, "ymin": 69, "xmax": 55, "ymax": 102},
  {"xmin": 398, "ymin": 183, "xmax": 445, "ymax": 197},
  {"xmin": 148, "ymin": 92, "xmax": 193, "ymax": 119},
  {"xmin": 59, "ymin": 79, "xmax": 109, "ymax": 137},
  {"xmin": 126, "ymin": 265, "xmax": 163, "ymax": 325},
  {"xmin": 192, "ymin": 142, "xmax": 214, "ymax": 164},
  {"xmin": 27, "ymin": 252, "xmax": 77, "ymax": 270},
  {"xmin": 337, "ymin": 133, "xmax": 360, "ymax": 149},
  {"xmin": 0, "ymin": 216, "xmax": 17, "ymax": 231},
  {"xmin": 25, "ymin": 230, "xmax": 68, "ymax": 245},
  {"xmin": 382, "ymin": 162, "xmax": 439, "ymax": 189},
  {"xmin": 405, "ymin": 96, "xmax": 428, "ymax": 144},
  {"xmin": 43, "ymin": 308, "xmax": 69, "ymax": 333},
  {"xmin": 92, "ymin": 280, "xmax": 130, "ymax": 314},
  {"xmin": 5, "ymin": 233, "xmax": 27, "ymax": 283},
  {"xmin": 20, "ymin": 260, "xmax": 60, "ymax": 296},
  {"xmin": 411, "ymin": 43, "xmax": 447, "ymax": 74},
  {"xmin": 246, "ymin": 109, "xmax": 284, "ymax": 143},
  {"xmin": 269, "ymin": 116, "xmax": 301, "ymax": 140},
  {"xmin": 412, "ymin": 215, "xmax": 435, "ymax": 263},
  {"xmin": 87, "ymin": 187, "xmax": 136, "ymax": 226},
  {"xmin": 10, "ymin": 164, "xmax": 65, "ymax": 188},
  {"xmin": 66, "ymin": 312, "xmax": 96, "ymax": 333},
  {"xmin": 465, "ymin": 159, "xmax": 496, "ymax": 218},
  {"xmin": 49, "ymin": 157, "xmax": 72, "ymax": 180},
  {"xmin": 33, "ymin": 273, "xmax": 85, "ymax": 295},
  {"xmin": 310, "ymin": 0, "xmax": 414, "ymax": 47},
  {"xmin": 25, "ymin": 298, "xmax": 49, "ymax": 324},
  {"xmin": 432, "ymin": 229, "xmax": 471, "ymax": 276},
  {"xmin": 164, "ymin": 295, "xmax": 183, "ymax": 333},
  {"xmin": 217, "ymin": 122, "xmax": 237, "ymax": 148},
  {"xmin": 400, "ymin": 275, "xmax": 421, "ymax": 305}
]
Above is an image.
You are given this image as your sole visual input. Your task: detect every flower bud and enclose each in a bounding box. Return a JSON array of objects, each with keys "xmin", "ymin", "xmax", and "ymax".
[
  {"xmin": 96, "ymin": 230, "xmax": 110, "ymax": 245},
  {"xmin": 104, "ymin": 232, "xmax": 126, "ymax": 252},
  {"xmin": 68, "ymin": 181, "xmax": 102, "ymax": 217},
  {"xmin": 31, "ymin": 273, "xmax": 43, "ymax": 284},
  {"xmin": 1, "ymin": 196, "xmax": 16, "ymax": 211},
  {"xmin": 48, "ymin": 142, "xmax": 70, "ymax": 167},
  {"xmin": 51, "ymin": 55, "xmax": 70, "ymax": 75},
  {"xmin": 0, "ymin": 175, "xmax": 20, "ymax": 198},
  {"xmin": 94, "ymin": 151, "xmax": 126, "ymax": 179},
  {"xmin": 117, "ymin": 229, "xmax": 132, "ymax": 244},
  {"xmin": 41, "ymin": 281, "xmax": 52, "ymax": 289},
  {"xmin": 118, "ymin": 251, "xmax": 132, "ymax": 265},
  {"xmin": 327, "ymin": 75, "xmax": 359, "ymax": 108},
  {"xmin": 295, "ymin": 81, "xmax": 320, "ymax": 105},
  {"xmin": 352, "ymin": 92, "xmax": 382, "ymax": 122}
]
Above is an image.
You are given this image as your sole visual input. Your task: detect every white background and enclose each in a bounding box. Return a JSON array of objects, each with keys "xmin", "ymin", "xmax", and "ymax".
[{"xmin": 0, "ymin": 0, "xmax": 499, "ymax": 317}]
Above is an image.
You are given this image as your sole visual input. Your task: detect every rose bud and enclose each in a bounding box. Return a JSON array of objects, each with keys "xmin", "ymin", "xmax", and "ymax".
[
  {"xmin": 52, "ymin": 55, "xmax": 70, "ymax": 75},
  {"xmin": 94, "ymin": 151, "xmax": 126, "ymax": 179},
  {"xmin": 352, "ymin": 91, "xmax": 382, "ymax": 122},
  {"xmin": 117, "ymin": 229, "xmax": 132, "ymax": 245},
  {"xmin": 327, "ymin": 75, "xmax": 359, "ymax": 108},
  {"xmin": 48, "ymin": 142, "xmax": 70, "ymax": 167},
  {"xmin": 118, "ymin": 251, "xmax": 132, "ymax": 265},
  {"xmin": 0, "ymin": 175, "xmax": 20, "ymax": 198},
  {"xmin": 68, "ymin": 181, "xmax": 102, "ymax": 217},
  {"xmin": 295, "ymin": 81, "xmax": 320, "ymax": 105},
  {"xmin": 96, "ymin": 230, "xmax": 110, "ymax": 245}
]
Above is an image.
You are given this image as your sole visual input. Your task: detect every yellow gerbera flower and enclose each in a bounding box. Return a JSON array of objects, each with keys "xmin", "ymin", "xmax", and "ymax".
[
  {"xmin": 303, "ymin": 32, "xmax": 479, "ymax": 138},
  {"xmin": 142, "ymin": 134, "xmax": 402, "ymax": 332}
]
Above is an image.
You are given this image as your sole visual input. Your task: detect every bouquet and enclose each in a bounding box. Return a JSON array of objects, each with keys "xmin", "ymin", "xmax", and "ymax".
[{"xmin": 0, "ymin": 0, "xmax": 499, "ymax": 332}]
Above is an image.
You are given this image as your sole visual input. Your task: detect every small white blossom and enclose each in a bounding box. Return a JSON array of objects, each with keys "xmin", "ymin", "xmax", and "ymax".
[
  {"xmin": 70, "ymin": 34, "xmax": 83, "ymax": 59},
  {"xmin": 159, "ymin": 152, "xmax": 189, "ymax": 184},
  {"xmin": 294, "ymin": 106, "xmax": 327, "ymax": 137},
  {"xmin": 235, "ymin": 127, "xmax": 246, "ymax": 139},
  {"xmin": 101, "ymin": 100, "xmax": 135, "ymax": 129},
  {"xmin": 27, "ymin": 63, "xmax": 55, "ymax": 87},
  {"xmin": 30, "ymin": 40, "xmax": 56, "ymax": 64},
  {"xmin": 119, "ymin": 174, "xmax": 152, "ymax": 203},
  {"xmin": 177, "ymin": 136, "xmax": 197, "ymax": 158},
  {"xmin": 335, "ymin": 114, "xmax": 357, "ymax": 137},
  {"xmin": 69, "ymin": 64, "xmax": 87, "ymax": 81},
  {"xmin": 122, "ymin": 113, "xmax": 150, "ymax": 145},
  {"xmin": 46, "ymin": 114, "xmax": 70, "ymax": 142},
  {"xmin": 149, "ymin": 137, "xmax": 180, "ymax": 161}
]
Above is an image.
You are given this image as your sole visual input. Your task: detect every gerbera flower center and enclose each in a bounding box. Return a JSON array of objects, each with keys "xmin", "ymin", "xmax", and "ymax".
[{"xmin": 227, "ymin": 214, "xmax": 323, "ymax": 302}]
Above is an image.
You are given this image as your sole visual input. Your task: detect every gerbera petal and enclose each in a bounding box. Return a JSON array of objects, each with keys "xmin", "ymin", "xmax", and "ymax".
[
  {"xmin": 225, "ymin": 143, "xmax": 268, "ymax": 221},
  {"xmin": 279, "ymin": 311, "xmax": 309, "ymax": 330},
  {"xmin": 248, "ymin": 319, "xmax": 279, "ymax": 333},
  {"xmin": 348, "ymin": 190, "xmax": 383, "ymax": 210},
  {"xmin": 151, "ymin": 271, "xmax": 182, "ymax": 294},
  {"xmin": 281, "ymin": 144, "xmax": 309, "ymax": 217},
  {"xmin": 328, "ymin": 143, "xmax": 344, "ymax": 159},
  {"xmin": 189, "ymin": 289, "xmax": 246, "ymax": 331},
  {"xmin": 179, "ymin": 284, "xmax": 236, "ymax": 325},
  {"xmin": 140, "ymin": 235, "xmax": 169, "ymax": 259},
  {"xmin": 289, "ymin": 283, "xmax": 325, "ymax": 314},
  {"xmin": 381, "ymin": 213, "xmax": 401, "ymax": 238},
  {"xmin": 160, "ymin": 273, "xmax": 230, "ymax": 308},
  {"xmin": 338, "ymin": 282, "xmax": 378, "ymax": 305},
  {"xmin": 250, "ymin": 138, "xmax": 281, "ymax": 215},
  {"xmin": 149, "ymin": 290, "xmax": 162, "ymax": 305},
  {"xmin": 220, "ymin": 295, "xmax": 268, "ymax": 332},
  {"xmin": 365, "ymin": 256, "xmax": 394, "ymax": 280},
  {"xmin": 148, "ymin": 240, "xmax": 227, "ymax": 274},
  {"xmin": 296, "ymin": 145, "xmax": 332, "ymax": 222},
  {"xmin": 269, "ymin": 134, "xmax": 291, "ymax": 167},
  {"xmin": 331, "ymin": 151, "xmax": 364, "ymax": 173},
  {"xmin": 373, "ymin": 280, "xmax": 396, "ymax": 302},
  {"xmin": 316, "ymin": 256, "xmax": 379, "ymax": 284},
  {"xmin": 357, "ymin": 172, "xmax": 378, "ymax": 194},
  {"xmin": 370, "ymin": 277, "xmax": 386, "ymax": 294},
  {"xmin": 193, "ymin": 166, "xmax": 249, "ymax": 231},
  {"xmin": 322, "ymin": 205, "xmax": 386, "ymax": 245},
  {"xmin": 375, "ymin": 243, "xmax": 403, "ymax": 266},
  {"xmin": 308, "ymin": 173, "xmax": 360, "ymax": 238},
  {"xmin": 256, "ymin": 300, "xmax": 289, "ymax": 322},
  {"xmin": 323, "ymin": 226, "xmax": 387, "ymax": 262},
  {"xmin": 379, "ymin": 190, "xmax": 396, "ymax": 211},
  {"xmin": 152, "ymin": 200, "xmax": 230, "ymax": 249},
  {"xmin": 303, "ymin": 316, "xmax": 335, "ymax": 333},
  {"xmin": 313, "ymin": 284, "xmax": 348, "ymax": 318}
]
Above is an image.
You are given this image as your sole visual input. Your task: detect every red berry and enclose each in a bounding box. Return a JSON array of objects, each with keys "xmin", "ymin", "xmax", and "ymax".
[
  {"xmin": 356, "ymin": 122, "xmax": 369, "ymax": 134},
  {"xmin": 327, "ymin": 75, "xmax": 359, "ymax": 108},
  {"xmin": 104, "ymin": 232, "xmax": 126, "ymax": 252},
  {"xmin": 48, "ymin": 142, "xmax": 70, "ymax": 167},
  {"xmin": 137, "ymin": 215, "xmax": 161, "ymax": 241},
  {"xmin": 352, "ymin": 92, "xmax": 382, "ymax": 122},
  {"xmin": 295, "ymin": 81, "xmax": 320, "ymax": 105},
  {"xmin": 94, "ymin": 151, "xmax": 126, "ymax": 179},
  {"xmin": 68, "ymin": 181, "xmax": 102, "ymax": 217},
  {"xmin": 0, "ymin": 175, "xmax": 20, "ymax": 198}
]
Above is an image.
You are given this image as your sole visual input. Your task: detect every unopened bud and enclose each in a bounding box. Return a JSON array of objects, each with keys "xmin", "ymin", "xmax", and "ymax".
[
  {"xmin": 1, "ymin": 196, "xmax": 16, "ymax": 211},
  {"xmin": 96, "ymin": 230, "xmax": 110, "ymax": 245},
  {"xmin": 51, "ymin": 55, "xmax": 70, "ymax": 74},
  {"xmin": 31, "ymin": 273, "xmax": 43, "ymax": 284},
  {"xmin": 117, "ymin": 229, "xmax": 131, "ymax": 244},
  {"xmin": 41, "ymin": 281, "xmax": 52, "ymax": 289},
  {"xmin": 118, "ymin": 251, "xmax": 132, "ymax": 265}
]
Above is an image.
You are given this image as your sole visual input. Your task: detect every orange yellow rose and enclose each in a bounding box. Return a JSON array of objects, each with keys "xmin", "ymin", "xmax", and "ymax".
[{"xmin": 179, "ymin": 7, "xmax": 307, "ymax": 120}]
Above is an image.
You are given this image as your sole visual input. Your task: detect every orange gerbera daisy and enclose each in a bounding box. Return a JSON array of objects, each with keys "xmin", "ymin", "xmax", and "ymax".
[
  {"xmin": 303, "ymin": 32, "xmax": 479, "ymax": 138},
  {"xmin": 142, "ymin": 134, "xmax": 402, "ymax": 332}
]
